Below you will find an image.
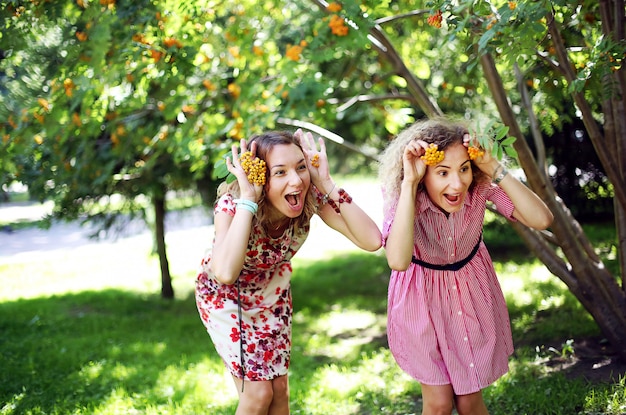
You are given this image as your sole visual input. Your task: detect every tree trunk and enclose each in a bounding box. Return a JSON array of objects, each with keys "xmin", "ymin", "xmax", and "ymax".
[
  {"xmin": 153, "ymin": 195, "xmax": 174, "ymax": 299},
  {"xmin": 479, "ymin": 51, "xmax": 626, "ymax": 361}
]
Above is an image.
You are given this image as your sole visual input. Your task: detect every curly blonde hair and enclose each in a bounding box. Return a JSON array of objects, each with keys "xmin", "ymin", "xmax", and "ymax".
[
  {"xmin": 216, "ymin": 130, "xmax": 317, "ymax": 234},
  {"xmin": 377, "ymin": 118, "xmax": 491, "ymax": 214}
]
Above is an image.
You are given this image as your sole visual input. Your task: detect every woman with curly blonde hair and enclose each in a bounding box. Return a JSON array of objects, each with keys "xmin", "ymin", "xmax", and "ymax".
[{"xmin": 378, "ymin": 118, "xmax": 553, "ymax": 415}]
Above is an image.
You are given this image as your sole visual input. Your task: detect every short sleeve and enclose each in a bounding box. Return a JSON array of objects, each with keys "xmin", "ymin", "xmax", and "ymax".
[
  {"xmin": 487, "ymin": 184, "xmax": 516, "ymax": 221},
  {"xmin": 214, "ymin": 193, "xmax": 236, "ymax": 217},
  {"xmin": 380, "ymin": 187, "xmax": 397, "ymax": 248}
]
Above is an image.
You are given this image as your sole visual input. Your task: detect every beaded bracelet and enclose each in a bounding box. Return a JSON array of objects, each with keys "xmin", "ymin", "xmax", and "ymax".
[
  {"xmin": 326, "ymin": 188, "xmax": 353, "ymax": 214},
  {"xmin": 233, "ymin": 198, "xmax": 258, "ymax": 214},
  {"xmin": 321, "ymin": 183, "xmax": 336, "ymax": 205}
]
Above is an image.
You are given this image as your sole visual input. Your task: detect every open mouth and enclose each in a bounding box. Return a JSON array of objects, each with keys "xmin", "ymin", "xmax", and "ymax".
[
  {"xmin": 445, "ymin": 193, "xmax": 460, "ymax": 203},
  {"xmin": 285, "ymin": 191, "xmax": 301, "ymax": 206}
]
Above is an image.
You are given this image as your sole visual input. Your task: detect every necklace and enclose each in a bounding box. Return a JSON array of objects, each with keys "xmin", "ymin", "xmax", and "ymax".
[{"xmin": 271, "ymin": 219, "xmax": 287, "ymax": 230}]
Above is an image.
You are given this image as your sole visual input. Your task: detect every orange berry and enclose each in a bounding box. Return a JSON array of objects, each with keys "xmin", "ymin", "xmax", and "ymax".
[
  {"xmin": 421, "ymin": 143, "xmax": 444, "ymax": 166},
  {"xmin": 311, "ymin": 154, "xmax": 320, "ymax": 168},
  {"xmin": 286, "ymin": 44, "xmax": 303, "ymax": 61},
  {"xmin": 326, "ymin": 2, "xmax": 342, "ymax": 12},
  {"xmin": 427, "ymin": 10, "xmax": 443, "ymax": 28},
  {"xmin": 240, "ymin": 151, "xmax": 267, "ymax": 185},
  {"xmin": 467, "ymin": 146, "xmax": 484, "ymax": 160}
]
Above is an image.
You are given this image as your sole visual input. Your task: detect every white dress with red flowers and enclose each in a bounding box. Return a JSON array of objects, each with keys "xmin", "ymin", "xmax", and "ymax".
[{"xmin": 195, "ymin": 193, "xmax": 310, "ymax": 381}]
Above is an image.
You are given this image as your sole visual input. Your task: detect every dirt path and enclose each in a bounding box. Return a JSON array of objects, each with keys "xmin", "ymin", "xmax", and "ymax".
[{"xmin": 0, "ymin": 183, "xmax": 384, "ymax": 262}]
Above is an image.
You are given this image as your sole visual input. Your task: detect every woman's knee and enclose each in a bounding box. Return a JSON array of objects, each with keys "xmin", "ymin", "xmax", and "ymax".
[
  {"xmin": 421, "ymin": 384, "xmax": 455, "ymax": 415},
  {"xmin": 271, "ymin": 375, "xmax": 289, "ymax": 404},
  {"xmin": 423, "ymin": 398, "xmax": 455, "ymax": 415},
  {"xmin": 238, "ymin": 380, "xmax": 274, "ymax": 410},
  {"xmin": 454, "ymin": 391, "xmax": 488, "ymax": 415}
]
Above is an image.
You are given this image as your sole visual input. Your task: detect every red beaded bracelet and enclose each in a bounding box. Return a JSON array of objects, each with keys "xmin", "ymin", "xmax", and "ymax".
[{"xmin": 326, "ymin": 188, "xmax": 352, "ymax": 214}]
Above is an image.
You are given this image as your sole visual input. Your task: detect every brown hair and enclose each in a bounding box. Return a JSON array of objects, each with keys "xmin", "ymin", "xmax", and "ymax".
[
  {"xmin": 377, "ymin": 118, "xmax": 491, "ymax": 214},
  {"xmin": 217, "ymin": 130, "xmax": 317, "ymax": 233}
]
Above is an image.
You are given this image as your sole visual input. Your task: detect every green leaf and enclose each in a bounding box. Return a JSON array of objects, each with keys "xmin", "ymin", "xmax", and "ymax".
[
  {"xmin": 504, "ymin": 146, "xmax": 518, "ymax": 159},
  {"xmin": 501, "ymin": 136, "xmax": 517, "ymax": 146},
  {"xmin": 495, "ymin": 125, "xmax": 509, "ymax": 140},
  {"xmin": 213, "ymin": 151, "xmax": 231, "ymax": 179},
  {"xmin": 492, "ymin": 145, "xmax": 499, "ymax": 158},
  {"xmin": 213, "ymin": 150, "xmax": 237, "ymax": 183}
]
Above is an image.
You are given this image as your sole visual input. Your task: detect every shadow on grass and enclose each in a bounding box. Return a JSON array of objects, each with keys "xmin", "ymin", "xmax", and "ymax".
[
  {"xmin": 292, "ymin": 251, "xmax": 390, "ymax": 354},
  {"xmin": 0, "ymin": 247, "xmax": 620, "ymax": 415},
  {"xmin": 0, "ymin": 290, "xmax": 229, "ymax": 414},
  {"xmin": 289, "ymin": 250, "xmax": 622, "ymax": 414},
  {"xmin": 508, "ymin": 278, "xmax": 600, "ymax": 348}
]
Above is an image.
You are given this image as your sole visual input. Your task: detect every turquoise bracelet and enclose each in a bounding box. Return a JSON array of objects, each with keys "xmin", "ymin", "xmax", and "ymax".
[{"xmin": 233, "ymin": 198, "xmax": 258, "ymax": 214}]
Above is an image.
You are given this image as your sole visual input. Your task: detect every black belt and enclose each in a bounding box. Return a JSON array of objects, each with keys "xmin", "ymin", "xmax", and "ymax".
[{"xmin": 411, "ymin": 235, "xmax": 482, "ymax": 271}]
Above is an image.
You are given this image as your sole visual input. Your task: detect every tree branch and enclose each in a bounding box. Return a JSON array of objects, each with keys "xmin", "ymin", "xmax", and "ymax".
[
  {"xmin": 326, "ymin": 93, "xmax": 414, "ymax": 112},
  {"xmin": 514, "ymin": 63, "xmax": 548, "ymax": 176},
  {"xmin": 309, "ymin": 0, "xmax": 442, "ymax": 118},
  {"xmin": 276, "ymin": 117, "xmax": 379, "ymax": 162},
  {"xmin": 375, "ymin": 9, "xmax": 429, "ymax": 26},
  {"xmin": 478, "ymin": 51, "xmax": 602, "ymax": 285}
]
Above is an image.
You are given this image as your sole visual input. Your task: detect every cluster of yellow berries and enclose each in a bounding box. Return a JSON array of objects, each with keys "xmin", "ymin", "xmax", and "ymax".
[
  {"xmin": 329, "ymin": 15, "xmax": 349, "ymax": 36},
  {"xmin": 240, "ymin": 151, "xmax": 267, "ymax": 186},
  {"xmin": 421, "ymin": 143, "xmax": 445, "ymax": 166},
  {"xmin": 311, "ymin": 154, "xmax": 320, "ymax": 168},
  {"xmin": 286, "ymin": 43, "xmax": 303, "ymax": 61},
  {"xmin": 467, "ymin": 146, "xmax": 484, "ymax": 160},
  {"xmin": 427, "ymin": 10, "xmax": 443, "ymax": 28}
]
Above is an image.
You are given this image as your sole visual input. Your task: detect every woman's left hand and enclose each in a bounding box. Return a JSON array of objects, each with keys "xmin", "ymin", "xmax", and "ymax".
[
  {"xmin": 463, "ymin": 133, "xmax": 500, "ymax": 176},
  {"xmin": 297, "ymin": 128, "xmax": 331, "ymax": 187}
]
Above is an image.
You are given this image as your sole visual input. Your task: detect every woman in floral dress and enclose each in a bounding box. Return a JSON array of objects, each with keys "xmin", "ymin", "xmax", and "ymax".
[{"xmin": 195, "ymin": 129, "xmax": 381, "ymax": 415}]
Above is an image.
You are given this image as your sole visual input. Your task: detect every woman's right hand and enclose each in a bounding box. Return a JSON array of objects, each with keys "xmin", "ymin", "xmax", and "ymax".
[
  {"xmin": 226, "ymin": 139, "xmax": 263, "ymax": 202},
  {"xmin": 402, "ymin": 139, "xmax": 428, "ymax": 185}
]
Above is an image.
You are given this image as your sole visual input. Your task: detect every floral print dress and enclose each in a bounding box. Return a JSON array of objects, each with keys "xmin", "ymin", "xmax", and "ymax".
[{"xmin": 195, "ymin": 193, "xmax": 310, "ymax": 381}]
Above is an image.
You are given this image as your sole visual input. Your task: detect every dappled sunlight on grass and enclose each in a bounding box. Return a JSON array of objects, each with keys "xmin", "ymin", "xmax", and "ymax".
[
  {"xmin": 189, "ymin": 360, "xmax": 239, "ymax": 408},
  {"xmin": 302, "ymin": 305, "xmax": 386, "ymax": 360},
  {"xmin": 149, "ymin": 361, "xmax": 239, "ymax": 412},
  {"xmin": 481, "ymin": 357, "xmax": 618, "ymax": 414},
  {"xmin": 293, "ymin": 350, "xmax": 420, "ymax": 415},
  {"xmin": 499, "ymin": 261, "xmax": 600, "ymax": 347},
  {"xmin": 301, "ymin": 365, "xmax": 362, "ymax": 413},
  {"xmin": 78, "ymin": 360, "xmax": 106, "ymax": 383},
  {"xmin": 499, "ymin": 262, "xmax": 558, "ymax": 307},
  {"xmin": 110, "ymin": 362, "xmax": 139, "ymax": 382},
  {"xmin": 91, "ymin": 388, "xmax": 137, "ymax": 415},
  {"xmin": 1, "ymin": 215, "xmax": 622, "ymax": 414}
]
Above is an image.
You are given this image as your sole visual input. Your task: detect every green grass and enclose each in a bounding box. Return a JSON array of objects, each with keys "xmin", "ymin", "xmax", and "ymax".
[{"xmin": 0, "ymin": 214, "xmax": 624, "ymax": 414}]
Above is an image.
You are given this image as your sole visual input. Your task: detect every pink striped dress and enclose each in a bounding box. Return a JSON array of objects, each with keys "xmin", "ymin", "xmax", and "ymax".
[{"xmin": 382, "ymin": 182, "xmax": 516, "ymax": 395}]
